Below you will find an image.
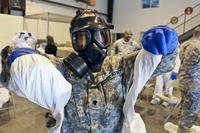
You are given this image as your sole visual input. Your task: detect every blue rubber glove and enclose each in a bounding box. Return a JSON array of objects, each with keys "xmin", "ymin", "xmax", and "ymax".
[
  {"xmin": 142, "ymin": 25, "xmax": 178, "ymax": 56},
  {"xmin": 171, "ymin": 72, "xmax": 177, "ymax": 80}
]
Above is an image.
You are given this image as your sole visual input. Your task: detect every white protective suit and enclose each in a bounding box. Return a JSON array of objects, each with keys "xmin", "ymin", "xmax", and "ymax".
[
  {"xmin": 122, "ymin": 49, "xmax": 162, "ymax": 133},
  {"xmin": 8, "ymin": 54, "xmax": 72, "ymax": 133},
  {"xmin": 153, "ymin": 49, "xmax": 180, "ymax": 100},
  {"xmin": 122, "ymin": 25, "xmax": 179, "ymax": 133}
]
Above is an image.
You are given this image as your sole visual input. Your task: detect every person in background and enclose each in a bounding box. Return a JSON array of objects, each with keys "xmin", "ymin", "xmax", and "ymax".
[
  {"xmin": 45, "ymin": 35, "xmax": 57, "ymax": 56},
  {"xmin": 151, "ymin": 50, "xmax": 180, "ymax": 106},
  {"xmin": 110, "ymin": 30, "xmax": 140, "ymax": 55},
  {"xmin": 164, "ymin": 26, "xmax": 200, "ymax": 133},
  {"xmin": 12, "ymin": 31, "xmax": 37, "ymax": 49}
]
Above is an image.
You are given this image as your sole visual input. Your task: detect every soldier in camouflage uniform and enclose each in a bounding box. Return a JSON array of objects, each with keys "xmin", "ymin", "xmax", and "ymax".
[
  {"xmin": 0, "ymin": 9, "xmax": 179, "ymax": 133},
  {"xmin": 164, "ymin": 26, "xmax": 200, "ymax": 133},
  {"xmin": 61, "ymin": 10, "xmax": 179, "ymax": 133},
  {"xmin": 178, "ymin": 26, "xmax": 200, "ymax": 133},
  {"xmin": 110, "ymin": 30, "xmax": 140, "ymax": 55}
]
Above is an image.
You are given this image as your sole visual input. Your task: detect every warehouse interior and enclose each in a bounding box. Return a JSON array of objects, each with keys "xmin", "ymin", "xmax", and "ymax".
[{"xmin": 0, "ymin": 0, "xmax": 200, "ymax": 133}]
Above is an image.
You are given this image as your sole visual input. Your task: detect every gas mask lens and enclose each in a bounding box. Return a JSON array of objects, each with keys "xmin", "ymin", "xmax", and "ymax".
[
  {"xmin": 94, "ymin": 29, "xmax": 111, "ymax": 48},
  {"xmin": 72, "ymin": 29, "xmax": 111, "ymax": 51},
  {"xmin": 72, "ymin": 31, "xmax": 91, "ymax": 51}
]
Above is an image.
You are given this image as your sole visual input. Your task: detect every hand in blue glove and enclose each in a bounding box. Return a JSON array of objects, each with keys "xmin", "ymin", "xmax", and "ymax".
[
  {"xmin": 171, "ymin": 72, "xmax": 177, "ymax": 80},
  {"xmin": 142, "ymin": 25, "xmax": 178, "ymax": 56}
]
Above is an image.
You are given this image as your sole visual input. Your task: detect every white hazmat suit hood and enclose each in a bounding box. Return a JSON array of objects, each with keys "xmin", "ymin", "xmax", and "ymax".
[{"xmin": 12, "ymin": 31, "xmax": 37, "ymax": 48}]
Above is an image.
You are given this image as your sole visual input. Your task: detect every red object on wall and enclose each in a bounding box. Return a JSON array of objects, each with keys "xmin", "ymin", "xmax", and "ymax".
[{"xmin": 184, "ymin": 7, "xmax": 193, "ymax": 15}]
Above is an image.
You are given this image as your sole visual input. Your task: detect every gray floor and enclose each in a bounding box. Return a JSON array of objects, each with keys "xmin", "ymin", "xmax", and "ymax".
[
  {"xmin": 0, "ymin": 80, "xmax": 198, "ymax": 133},
  {"xmin": 0, "ymin": 95, "xmax": 48, "ymax": 133}
]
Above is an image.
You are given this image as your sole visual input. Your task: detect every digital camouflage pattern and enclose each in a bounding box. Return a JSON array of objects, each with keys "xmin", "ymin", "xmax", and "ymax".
[
  {"xmin": 61, "ymin": 48, "xmax": 178, "ymax": 133},
  {"xmin": 61, "ymin": 53, "xmax": 134, "ymax": 133},
  {"xmin": 179, "ymin": 39, "xmax": 200, "ymax": 131},
  {"xmin": 0, "ymin": 45, "xmax": 178, "ymax": 133},
  {"xmin": 110, "ymin": 38, "xmax": 140, "ymax": 56}
]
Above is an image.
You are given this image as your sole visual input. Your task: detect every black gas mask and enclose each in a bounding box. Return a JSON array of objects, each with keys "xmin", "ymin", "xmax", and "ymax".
[{"xmin": 70, "ymin": 9, "xmax": 113, "ymax": 72}]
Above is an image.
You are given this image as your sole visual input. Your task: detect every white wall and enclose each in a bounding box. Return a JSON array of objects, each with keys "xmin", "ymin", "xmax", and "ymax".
[
  {"xmin": 24, "ymin": 18, "xmax": 70, "ymax": 44},
  {"xmin": 25, "ymin": 0, "xmax": 107, "ymax": 43},
  {"xmin": 26, "ymin": 0, "xmax": 107, "ymax": 16},
  {"xmin": 49, "ymin": 21, "xmax": 71, "ymax": 44},
  {"xmin": 0, "ymin": 14, "xmax": 23, "ymax": 50},
  {"xmin": 113, "ymin": 0, "xmax": 200, "ymax": 41},
  {"xmin": 0, "ymin": 0, "xmax": 107, "ymax": 47}
]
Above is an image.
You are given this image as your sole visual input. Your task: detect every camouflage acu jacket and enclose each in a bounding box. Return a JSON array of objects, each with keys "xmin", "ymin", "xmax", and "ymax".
[
  {"xmin": 60, "ymin": 48, "xmax": 178, "ymax": 133},
  {"xmin": 0, "ymin": 45, "xmax": 178, "ymax": 133},
  {"xmin": 179, "ymin": 39, "xmax": 200, "ymax": 92}
]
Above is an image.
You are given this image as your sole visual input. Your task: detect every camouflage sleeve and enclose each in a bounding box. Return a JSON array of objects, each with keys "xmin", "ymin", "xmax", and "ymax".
[
  {"xmin": 180, "ymin": 41, "xmax": 200, "ymax": 67},
  {"xmin": 111, "ymin": 40, "xmax": 124, "ymax": 55},
  {"xmin": 172, "ymin": 48, "xmax": 180, "ymax": 73},
  {"xmin": 132, "ymin": 40, "xmax": 141, "ymax": 50},
  {"xmin": 0, "ymin": 46, "xmax": 14, "ymax": 87},
  {"xmin": 121, "ymin": 50, "xmax": 139, "ymax": 95},
  {"xmin": 179, "ymin": 41, "xmax": 200, "ymax": 127},
  {"xmin": 179, "ymin": 40, "xmax": 200, "ymax": 92},
  {"xmin": 110, "ymin": 42, "xmax": 117, "ymax": 56}
]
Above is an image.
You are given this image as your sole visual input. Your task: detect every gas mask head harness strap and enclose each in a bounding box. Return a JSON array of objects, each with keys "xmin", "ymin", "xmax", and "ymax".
[{"xmin": 64, "ymin": 9, "xmax": 114, "ymax": 76}]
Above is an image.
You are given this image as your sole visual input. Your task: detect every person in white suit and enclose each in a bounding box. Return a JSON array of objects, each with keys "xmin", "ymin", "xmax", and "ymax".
[{"xmin": 151, "ymin": 50, "xmax": 180, "ymax": 106}]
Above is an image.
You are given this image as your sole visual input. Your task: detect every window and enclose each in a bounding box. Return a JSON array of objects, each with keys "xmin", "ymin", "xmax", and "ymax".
[
  {"xmin": 142, "ymin": 0, "xmax": 159, "ymax": 8},
  {"xmin": 12, "ymin": 0, "xmax": 25, "ymax": 9},
  {"xmin": 76, "ymin": 0, "xmax": 88, "ymax": 3}
]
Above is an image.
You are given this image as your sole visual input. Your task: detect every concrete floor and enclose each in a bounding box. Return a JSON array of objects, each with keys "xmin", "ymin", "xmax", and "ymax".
[
  {"xmin": 0, "ymin": 80, "xmax": 199, "ymax": 133},
  {"xmin": 0, "ymin": 95, "xmax": 48, "ymax": 133}
]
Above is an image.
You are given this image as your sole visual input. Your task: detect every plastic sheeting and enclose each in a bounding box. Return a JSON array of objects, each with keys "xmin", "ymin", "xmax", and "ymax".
[
  {"xmin": 122, "ymin": 49, "xmax": 162, "ymax": 133},
  {"xmin": 122, "ymin": 113, "xmax": 146, "ymax": 133},
  {"xmin": 8, "ymin": 54, "xmax": 72, "ymax": 133}
]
